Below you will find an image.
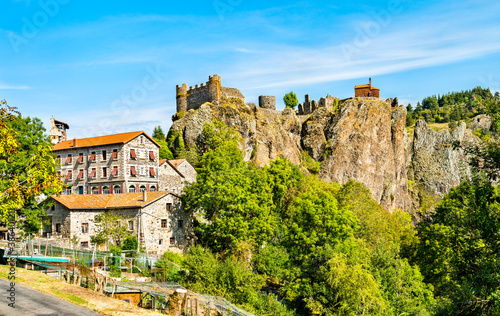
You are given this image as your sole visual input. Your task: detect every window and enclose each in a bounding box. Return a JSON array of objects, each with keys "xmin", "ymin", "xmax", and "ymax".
[
  {"xmin": 159, "ymin": 239, "xmax": 162, "ymax": 245},
  {"xmin": 161, "ymin": 219, "xmax": 167, "ymax": 228},
  {"xmin": 92, "ymin": 186, "xmax": 99, "ymax": 194},
  {"xmin": 102, "ymin": 150, "xmax": 107, "ymax": 161},
  {"xmin": 81, "ymin": 241, "xmax": 89, "ymax": 248},
  {"xmin": 102, "ymin": 167, "xmax": 107, "ymax": 177},
  {"xmin": 102, "ymin": 186, "xmax": 110, "ymax": 194},
  {"xmin": 112, "ymin": 166, "xmax": 118, "ymax": 176},
  {"xmin": 89, "ymin": 151, "xmax": 96, "ymax": 162},
  {"xmin": 66, "ymin": 154, "xmax": 72, "ymax": 164},
  {"xmin": 150, "ymin": 186, "xmax": 157, "ymax": 192},
  {"xmin": 77, "ymin": 153, "xmax": 83, "ymax": 163},
  {"xmin": 149, "ymin": 151, "xmax": 155, "ymax": 161},
  {"xmin": 128, "ymin": 185, "xmax": 136, "ymax": 193},
  {"xmin": 114, "ymin": 185, "xmax": 121, "ymax": 194},
  {"xmin": 166, "ymin": 203, "xmax": 172, "ymax": 211},
  {"xmin": 170, "ymin": 237, "xmax": 175, "ymax": 245},
  {"xmin": 90, "ymin": 168, "xmax": 96, "ymax": 178},
  {"xmin": 78, "ymin": 186, "xmax": 84, "ymax": 195},
  {"xmin": 128, "ymin": 220, "xmax": 134, "ymax": 231},
  {"xmin": 111, "ymin": 149, "xmax": 118, "ymax": 159},
  {"xmin": 140, "ymin": 136, "xmax": 143, "ymax": 144},
  {"xmin": 139, "ymin": 185, "xmax": 146, "ymax": 192},
  {"xmin": 178, "ymin": 220, "xmax": 183, "ymax": 228},
  {"xmin": 130, "ymin": 166, "xmax": 137, "ymax": 176},
  {"xmin": 64, "ymin": 187, "xmax": 72, "ymax": 195},
  {"xmin": 55, "ymin": 223, "xmax": 61, "ymax": 234},
  {"xmin": 82, "ymin": 223, "xmax": 89, "ymax": 233},
  {"xmin": 66, "ymin": 170, "xmax": 72, "ymax": 180},
  {"xmin": 149, "ymin": 167, "xmax": 156, "ymax": 177},
  {"xmin": 77, "ymin": 169, "xmax": 84, "ymax": 179},
  {"xmin": 140, "ymin": 166, "xmax": 145, "ymax": 175},
  {"xmin": 130, "ymin": 149, "xmax": 137, "ymax": 159}
]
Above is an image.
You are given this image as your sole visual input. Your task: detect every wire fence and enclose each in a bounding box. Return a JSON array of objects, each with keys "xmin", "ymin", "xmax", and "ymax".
[{"xmin": 1, "ymin": 237, "xmax": 255, "ymax": 316}]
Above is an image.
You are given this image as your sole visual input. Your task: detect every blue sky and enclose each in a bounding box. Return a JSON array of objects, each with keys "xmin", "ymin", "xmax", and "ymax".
[{"xmin": 1, "ymin": 0, "xmax": 500, "ymax": 138}]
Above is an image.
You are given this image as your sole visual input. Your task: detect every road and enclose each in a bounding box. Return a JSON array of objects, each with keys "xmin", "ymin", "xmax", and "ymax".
[{"xmin": 0, "ymin": 278, "xmax": 100, "ymax": 316}]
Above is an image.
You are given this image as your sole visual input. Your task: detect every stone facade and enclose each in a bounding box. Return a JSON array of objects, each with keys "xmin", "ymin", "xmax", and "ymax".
[
  {"xmin": 176, "ymin": 75, "xmax": 246, "ymax": 113},
  {"xmin": 48, "ymin": 192, "xmax": 192, "ymax": 254},
  {"xmin": 53, "ymin": 132, "xmax": 160, "ymax": 195},
  {"xmin": 49, "ymin": 117, "xmax": 69, "ymax": 145},
  {"xmin": 158, "ymin": 159, "xmax": 197, "ymax": 194}
]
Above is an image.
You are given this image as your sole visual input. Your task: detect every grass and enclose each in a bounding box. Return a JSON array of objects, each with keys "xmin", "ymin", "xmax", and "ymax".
[{"xmin": 0, "ymin": 265, "xmax": 164, "ymax": 316}]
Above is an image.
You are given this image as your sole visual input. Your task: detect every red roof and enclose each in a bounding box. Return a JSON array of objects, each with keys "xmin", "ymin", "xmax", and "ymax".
[
  {"xmin": 354, "ymin": 84, "xmax": 379, "ymax": 90},
  {"xmin": 169, "ymin": 159, "xmax": 187, "ymax": 168},
  {"xmin": 52, "ymin": 191, "xmax": 174, "ymax": 210},
  {"xmin": 53, "ymin": 131, "xmax": 160, "ymax": 151}
]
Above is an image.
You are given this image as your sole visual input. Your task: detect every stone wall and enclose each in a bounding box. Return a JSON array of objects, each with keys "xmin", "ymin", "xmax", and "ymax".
[
  {"xmin": 298, "ymin": 94, "xmax": 337, "ymax": 115},
  {"xmin": 259, "ymin": 96, "xmax": 276, "ymax": 110},
  {"xmin": 158, "ymin": 162, "xmax": 185, "ymax": 194}
]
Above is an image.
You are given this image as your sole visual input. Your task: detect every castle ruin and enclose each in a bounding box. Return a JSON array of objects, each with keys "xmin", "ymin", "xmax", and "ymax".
[
  {"xmin": 49, "ymin": 116, "xmax": 69, "ymax": 145},
  {"xmin": 298, "ymin": 94, "xmax": 338, "ymax": 115},
  {"xmin": 176, "ymin": 75, "xmax": 246, "ymax": 112}
]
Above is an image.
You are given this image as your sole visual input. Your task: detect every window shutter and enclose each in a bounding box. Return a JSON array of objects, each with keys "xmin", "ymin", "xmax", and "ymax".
[
  {"xmin": 89, "ymin": 152, "xmax": 96, "ymax": 161},
  {"xmin": 90, "ymin": 169, "xmax": 96, "ymax": 177},
  {"xmin": 150, "ymin": 167, "xmax": 156, "ymax": 177},
  {"xmin": 112, "ymin": 166, "xmax": 118, "ymax": 176},
  {"xmin": 66, "ymin": 156, "xmax": 72, "ymax": 164},
  {"xmin": 149, "ymin": 151, "xmax": 155, "ymax": 161},
  {"xmin": 130, "ymin": 149, "xmax": 137, "ymax": 159},
  {"xmin": 131, "ymin": 166, "xmax": 137, "ymax": 176},
  {"xmin": 66, "ymin": 170, "xmax": 72, "ymax": 180},
  {"xmin": 111, "ymin": 150, "xmax": 118, "ymax": 159},
  {"xmin": 77, "ymin": 153, "xmax": 83, "ymax": 163}
]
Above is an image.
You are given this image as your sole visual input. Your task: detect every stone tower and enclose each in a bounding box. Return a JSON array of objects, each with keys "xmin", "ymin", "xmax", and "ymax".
[
  {"xmin": 176, "ymin": 83, "xmax": 188, "ymax": 113},
  {"xmin": 49, "ymin": 117, "xmax": 69, "ymax": 145},
  {"xmin": 259, "ymin": 96, "xmax": 276, "ymax": 110},
  {"xmin": 207, "ymin": 74, "xmax": 221, "ymax": 104}
]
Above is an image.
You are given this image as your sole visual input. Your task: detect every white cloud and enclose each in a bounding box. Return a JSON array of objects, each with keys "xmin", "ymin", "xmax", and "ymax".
[{"xmin": 0, "ymin": 84, "xmax": 30, "ymax": 90}]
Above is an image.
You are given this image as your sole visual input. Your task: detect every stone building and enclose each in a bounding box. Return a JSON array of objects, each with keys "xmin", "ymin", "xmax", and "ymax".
[
  {"xmin": 298, "ymin": 94, "xmax": 338, "ymax": 115},
  {"xmin": 176, "ymin": 74, "xmax": 246, "ymax": 112},
  {"xmin": 48, "ymin": 191, "xmax": 191, "ymax": 254},
  {"xmin": 355, "ymin": 78, "xmax": 380, "ymax": 98},
  {"xmin": 49, "ymin": 117, "xmax": 69, "ymax": 145},
  {"xmin": 52, "ymin": 131, "xmax": 160, "ymax": 195},
  {"xmin": 158, "ymin": 159, "xmax": 197, "ymax": 194}
]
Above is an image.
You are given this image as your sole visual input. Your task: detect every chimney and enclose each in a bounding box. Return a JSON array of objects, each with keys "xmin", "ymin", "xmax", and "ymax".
[
  {"xmin": 369, "ymin": 78, "xmax": 372, "ymax": 89},
  {"xmin": 143, "ymin": 190, "xmax": 147, "ymax": 202}
]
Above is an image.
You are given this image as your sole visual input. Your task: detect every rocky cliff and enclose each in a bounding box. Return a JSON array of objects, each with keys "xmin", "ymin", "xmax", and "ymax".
[{"xmin": 169, "ymin": 97, "xmax": 482, "ymax": 214}]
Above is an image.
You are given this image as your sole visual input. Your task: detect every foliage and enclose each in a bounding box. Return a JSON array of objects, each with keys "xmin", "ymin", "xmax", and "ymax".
[
  {"xmin": 122, "ymin": 236, "xmax": 138, "ymax": 251},
  {"xmin": 413, "ymin": 175, "xmax": 500, "ymax": 315},
  {"xmin": 462, "ymin": 140, "xmax": 500, "ymax": 181},
  {"xmin": 0, "ymin": 100, "xmax": 63, "ymax": 230},
  {"xmin": 152, "ymin": 125, "xmax": 165, "ymax": 140},
  {"xmin": 90, "ymin": 212, "xmax": 132, "ymax": 248},
  {"xmin": 283, "ymin": 91, "xmax": 299, "ymax": 110},
  {"xmin": 408, "ymin": 86, "xmax": 496, "ymax": 126},
  {"xmin": 165, "ymin": 129, "xmax": 186, "ymax": 158},
  {"xmin": 300, "ymin": 151, "xmax": 321, "ymax": 174}
]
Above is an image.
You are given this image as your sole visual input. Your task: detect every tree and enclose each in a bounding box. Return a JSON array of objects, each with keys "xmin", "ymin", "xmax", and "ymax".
[
  {"xmin": 0, "ymin": 100, "xmax": 63, "ymax": 229},
  {"xmin": 90, "ymin": 212, "xmax": 132, "ymax": 248},
  {"xmin": 283, "ymin": 91, "xmax": 299, "ymax": 110},
  {"xmin": 152, "ymin": 125, "xmax": 166, "ymax": 140}
]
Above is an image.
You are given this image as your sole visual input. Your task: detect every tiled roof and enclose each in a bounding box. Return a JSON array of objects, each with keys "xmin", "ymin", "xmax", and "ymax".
[
  {"xmin": 52, "ymin": 191, "xmax": 173, "ymax": 210},
  {"xmin": 169, "ymin": 159, "xmax": 187, "ymax": 168},
  {"xmin": 53, "ymin": 131, "xmax": 160, "ymax": 151},
  {"xmin": 355, "ymin": 84, "xmax": 379, "ymax": 90},
  {"xmin": 159, "ymin": 159, "xmax": 167, "ymax": 166}
]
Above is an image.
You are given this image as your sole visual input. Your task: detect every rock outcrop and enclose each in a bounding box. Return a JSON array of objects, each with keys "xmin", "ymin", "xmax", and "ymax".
[
  {"xmin": 319, "ymin": 99, "xmax": 410, "ymax": 212},
  {"xmin": 168, "ymin": 97, "xmax": 485, "ymax": 214}
]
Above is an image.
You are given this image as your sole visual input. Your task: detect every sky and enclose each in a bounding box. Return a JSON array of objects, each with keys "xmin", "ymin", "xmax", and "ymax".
[{"xmin": 1, "ymin": 0, "xmax": 500, "ymax": 138}]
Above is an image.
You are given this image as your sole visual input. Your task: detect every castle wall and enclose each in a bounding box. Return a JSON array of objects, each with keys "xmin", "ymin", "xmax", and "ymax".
[{"xmin": 259, "ymin": 96, "xmax": 276, "ymax": 110}]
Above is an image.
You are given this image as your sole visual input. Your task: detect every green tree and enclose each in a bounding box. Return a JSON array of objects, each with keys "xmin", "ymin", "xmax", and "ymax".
[
  {"xmin": 165, "ymin": 129, "xmax": 186, "ymax": 158},
  {"xmin": 90, "ymin": 212, "xmax": 132, "ymax": 248},
  {"xmin": 283, "ymin": 91, "xmax": 299, "ymax": 110},
  {"xmin": 0, "ymin": 100, "xmax": 63, "ymax": 229},
  {"xmin": 152, "ymin": 125, "xmax": 166, "ymax": 140}
]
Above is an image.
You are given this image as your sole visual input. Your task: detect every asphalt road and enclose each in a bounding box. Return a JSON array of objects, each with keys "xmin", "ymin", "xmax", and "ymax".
[{"xmin": 0, "ymin": 278, "xmax": 101, "ymax": 316}]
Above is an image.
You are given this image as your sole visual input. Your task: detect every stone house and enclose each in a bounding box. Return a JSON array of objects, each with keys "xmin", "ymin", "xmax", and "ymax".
[
  {"xmin": 48, "ymin": 191, "xmax": 191, "ymax": 254},
  {"xmin": 52, "ymin": 131, "xmax": 161, "ymax": 195},
  {"xmin": 355, "ymin": 78, "xmax": 380, "ymax": 98},
  {"xmin": 158, "ymin": 159, "xmax": 197, "ymax": 194}
]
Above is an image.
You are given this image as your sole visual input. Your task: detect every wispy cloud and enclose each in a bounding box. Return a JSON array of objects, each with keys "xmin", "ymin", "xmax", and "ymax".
[{"xmin": 0, "ymin": 84, "xmax": 30, "ymax": 90}]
